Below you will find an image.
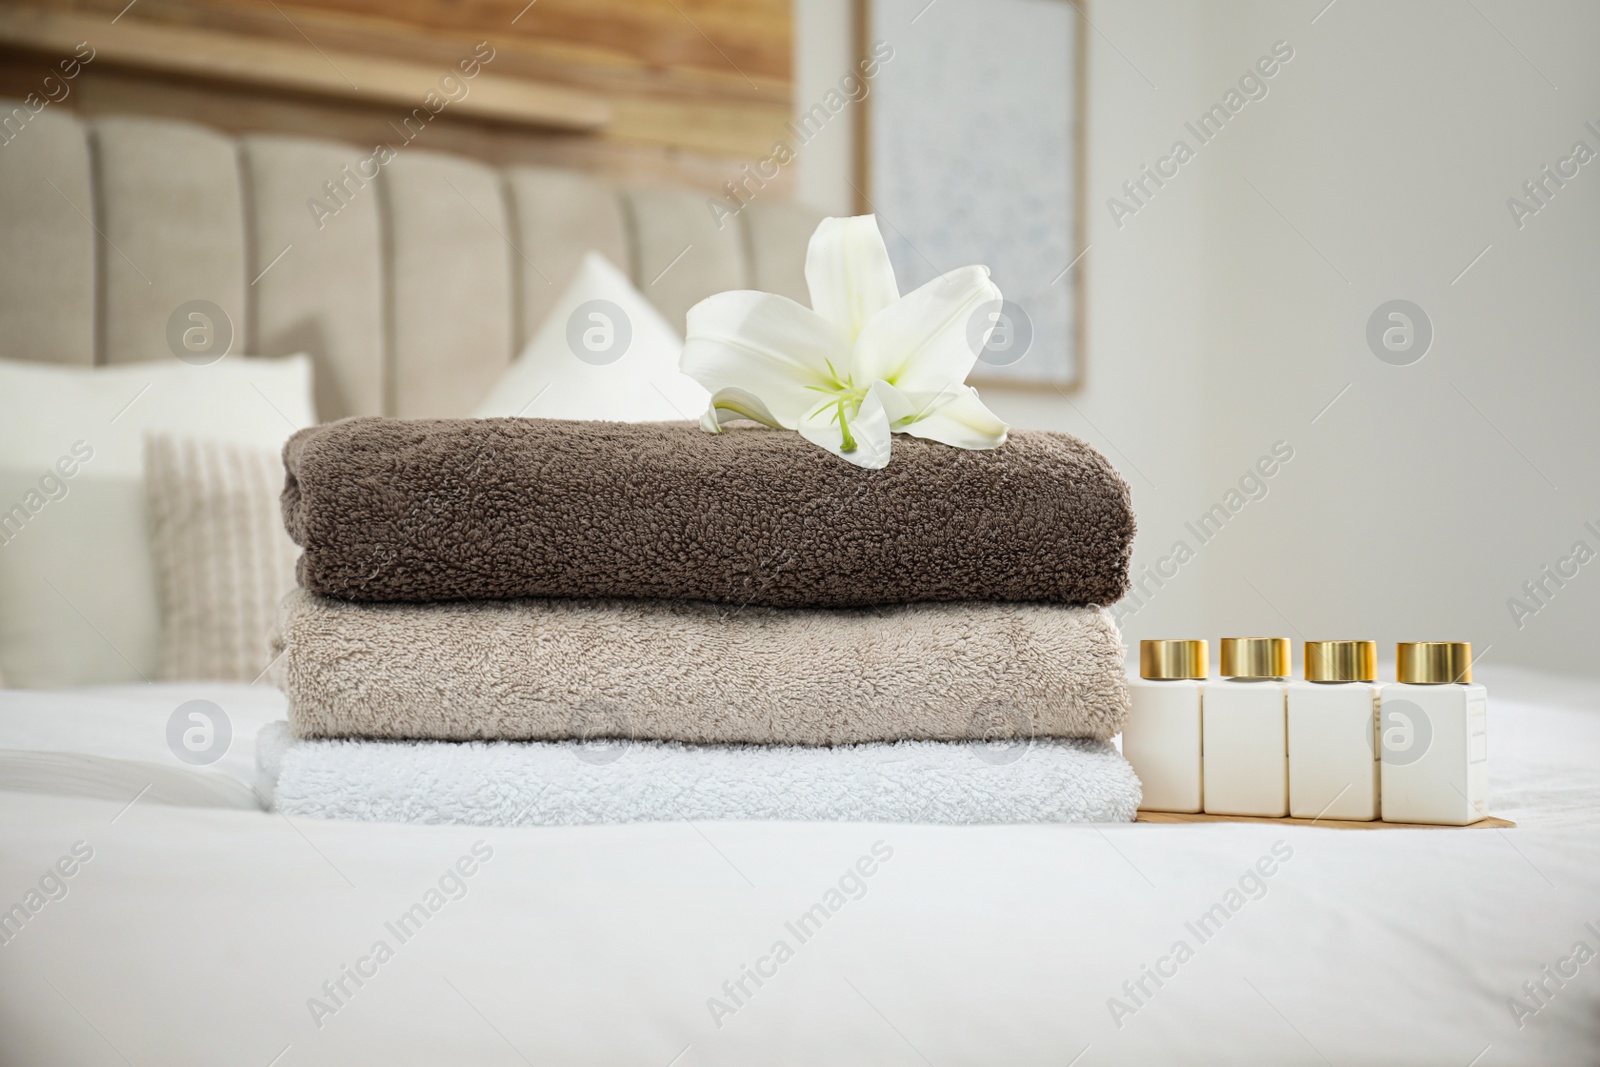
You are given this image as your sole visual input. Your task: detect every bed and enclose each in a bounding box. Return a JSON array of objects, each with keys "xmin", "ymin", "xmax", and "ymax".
[
  {"xmin": 3, "ymin": 102, "xmax": 1599, "ymax": 1066},
  {"xmin": 3, "ymin": 665, "xmax": 1598, "ymax": 1065}
]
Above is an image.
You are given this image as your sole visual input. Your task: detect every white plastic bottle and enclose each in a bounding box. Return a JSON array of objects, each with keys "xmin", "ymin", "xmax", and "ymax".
[
  {"xmin": 1287, "ymin": 640, "xmax": 1379, "ymax": 821},
  {"xmin": 1380, "ymin": 642, "xmax": 1488, "ymax": 826},
  {"xmin": 1122, "ymin": 640, "xmax": 1208, "ymax": 813},
  {"xmin": 1202, "ymin": 637, "xmax": 1289, "ymax": 817}
]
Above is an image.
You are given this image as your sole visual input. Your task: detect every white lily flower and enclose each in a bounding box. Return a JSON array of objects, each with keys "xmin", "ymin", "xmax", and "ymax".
[{"xmin": 680, "ymin": 214, "xmax": 1010, "ymax": 469}]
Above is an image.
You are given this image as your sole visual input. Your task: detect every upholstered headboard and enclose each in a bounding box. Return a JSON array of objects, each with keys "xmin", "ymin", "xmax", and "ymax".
[{"xmin": 0, "ymin": 100, "xmax": 821, "ymax": 420}]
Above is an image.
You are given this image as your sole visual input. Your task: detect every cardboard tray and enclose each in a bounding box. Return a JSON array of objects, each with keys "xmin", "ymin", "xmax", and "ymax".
[{"xmin": 1135, "ymin": 810, "xmax": 1516, "ymax": 830}]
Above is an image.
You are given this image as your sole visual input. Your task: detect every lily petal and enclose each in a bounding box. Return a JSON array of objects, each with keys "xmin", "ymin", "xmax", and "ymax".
[
  {"xmin": 867, "ymin": 378, "xmax": 915, "ymax": 427},
  {"xmin": 896, "ymin": 384, "xmax": 1009, "ymax": 451},
  {"xmin": 699, "ymin": 386, "xmax": 785, "ymax": 433},
  {"xmin": 853, "ymin": 265, "xmax": 1001, "ymax": 393},
  {"xmin": 682, "ymin": 290, "xmax": 851, "ymax": 428},
  {"xmin": 804, "ymin": 215, "xmax": 900, "ymax": 344},
  {"xmin": 798, "ymin": 390, "xmax": 893, "ymax": 470}
]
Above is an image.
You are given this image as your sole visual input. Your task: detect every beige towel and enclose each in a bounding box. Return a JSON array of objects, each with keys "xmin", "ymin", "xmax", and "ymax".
[{"xmin": 275, "ymin": 590, "xmax": 1130, "ymax": 746}]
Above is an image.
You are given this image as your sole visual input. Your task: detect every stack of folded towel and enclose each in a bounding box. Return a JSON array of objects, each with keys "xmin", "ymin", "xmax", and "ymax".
[{"xmin": 261, "ymin": 417, "xmax": 1141, "ymax": 825}]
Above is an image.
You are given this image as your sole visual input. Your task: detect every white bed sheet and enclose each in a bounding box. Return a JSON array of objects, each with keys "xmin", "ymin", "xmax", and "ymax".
[
  {"xmin": 0, "ymin": 682, "xmax": 283, "ymax": 810},
  {"xmin": 2, "ymin": 668, "xmax": 1598, "ymax": 1065}
]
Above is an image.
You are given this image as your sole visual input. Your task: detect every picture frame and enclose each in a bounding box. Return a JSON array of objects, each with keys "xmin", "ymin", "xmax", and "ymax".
[{"xmin": 855, "ymin": 0, "xmax": 1088, "ymax": 390}]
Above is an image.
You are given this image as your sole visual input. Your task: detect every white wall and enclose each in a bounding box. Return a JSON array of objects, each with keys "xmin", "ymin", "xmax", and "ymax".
[
  {"xmin": 1194, "ymin": 0, "xmax": 1600, "ymax": 677},
  {"xmin": 793, "ymin": 0, "xmax": 1600, "ymax": 676}
]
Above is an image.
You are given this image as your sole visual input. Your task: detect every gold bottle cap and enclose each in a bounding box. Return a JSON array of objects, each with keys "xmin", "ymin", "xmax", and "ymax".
[
  {"xmin": 1396, "ymin": 642, "xmax": 1473, "ymax": 684},
  {"xmin": 1140, "ymin": 640, "xmax": 1208, "ymax": 680},
  {"xmin": 1303, "ymin": 640, "xmax": 1377, "ymax": 682},
  {"xmin": 1220, "ymin": 637, "xmax": 1289, "ymax": 679}
]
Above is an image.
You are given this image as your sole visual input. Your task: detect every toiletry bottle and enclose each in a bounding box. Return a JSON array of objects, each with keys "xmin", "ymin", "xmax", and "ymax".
[
  {"xmin": 1122, "ymin": 640, "xmax": 1208, "ymax": 813},
  {"xmin": 1202, "ymin": 637, "xmax": 1289, "ymax": 817},
  {"xmin": 1380, "ymin": 642, "xmax": 1487, "ymax": 825},
  {"xmin": 1287, "ymin": 640, "xmax": 1379, "ymax": 821}
]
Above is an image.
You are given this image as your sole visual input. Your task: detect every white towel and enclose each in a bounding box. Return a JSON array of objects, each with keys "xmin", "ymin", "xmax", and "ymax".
[{"xmin": 257, "ymin": 723, "xmax": 1141, "ymax": 826}]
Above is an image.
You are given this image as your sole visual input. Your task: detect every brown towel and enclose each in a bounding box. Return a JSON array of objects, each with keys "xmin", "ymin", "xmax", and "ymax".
[
  {"xmin": 273, "ymin": 590, "xmax": 1131, "ymax": 745},
  {"xmin": 282, "ymin": 418, "xmax": 1134, "ymax": 607}
]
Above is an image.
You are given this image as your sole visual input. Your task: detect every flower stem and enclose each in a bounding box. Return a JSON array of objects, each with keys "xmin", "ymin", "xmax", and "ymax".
[{"xmin": 836, "ymin": 399, "xmax": 856, "ymax": 452}]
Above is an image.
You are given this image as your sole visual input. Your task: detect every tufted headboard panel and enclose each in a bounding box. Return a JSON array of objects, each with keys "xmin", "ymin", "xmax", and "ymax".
[{"xmin": 0, "ymin": 101, "xmax": 821, "ymax": 419}]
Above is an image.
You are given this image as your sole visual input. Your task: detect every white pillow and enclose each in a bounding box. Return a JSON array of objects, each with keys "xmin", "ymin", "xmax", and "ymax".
[
  {"xmin": 473, "ymin": 251, "xmax": 709, "ymax": 421},
  {"xmin": 0, "ymin": 356, "xmax": 315, "ymax": 688}
]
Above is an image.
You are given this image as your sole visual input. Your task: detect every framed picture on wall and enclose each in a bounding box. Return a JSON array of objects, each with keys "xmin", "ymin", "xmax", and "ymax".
[{"xmin": 857, "ymin": 0, "xmax": 1086, "ymax": 388}]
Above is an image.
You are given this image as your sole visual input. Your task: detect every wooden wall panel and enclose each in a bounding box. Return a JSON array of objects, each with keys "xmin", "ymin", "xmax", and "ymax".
[
  {"xmin": 30, "ymin": 68, "xmax": 791, "ymax": 197},
  {"xmin": 99, "ymin": 0, "xmax": 791, "ymax": 92},
  {"xmin": 0, "ymin": 0, "xmax": 793, "ymax": 191}
]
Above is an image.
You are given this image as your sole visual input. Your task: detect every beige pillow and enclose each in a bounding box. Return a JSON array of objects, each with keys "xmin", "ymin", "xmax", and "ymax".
[
  {"xmin": 0, "ymin": 355, "xmax": 314, "ymax": 688},
  {"xmin": 144, "ymin": 435, "xmax": 298, "ymax": 683}
]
